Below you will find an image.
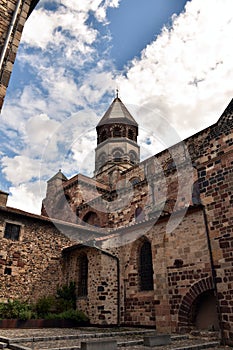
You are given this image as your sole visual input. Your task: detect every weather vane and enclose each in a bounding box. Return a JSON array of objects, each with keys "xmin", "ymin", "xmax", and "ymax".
[{"xmin": 116, "ymin": 88, "xmax": 119, "ymax": 98}]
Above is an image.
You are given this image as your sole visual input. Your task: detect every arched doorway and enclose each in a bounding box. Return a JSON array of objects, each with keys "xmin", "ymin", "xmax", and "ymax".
[
  {"xmin": 191, "ymin": 290, "xmax": 219, "ymax": 330},
  {"xmin": 178, "ymin": 277, "xmax": 219, "ymax": 332}
]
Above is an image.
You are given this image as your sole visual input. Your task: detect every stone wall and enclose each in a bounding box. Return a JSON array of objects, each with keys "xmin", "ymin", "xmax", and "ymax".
[
  {"xmin": 0, "ymin": 0, "xmax": 38, "ymax": 111},
  {"xmin": 62, "ymin": 246, "xmax": 119, "ymax": 325},
  {"xmin": 193, "ymin": 100, "xmax": 233, "ymax": 344},
  {"xmin": 108, "ymin": 207, "xmax": 215, "ymax": 332},
  {"xmin": 0, "ymin": 208, "xmax": 73, "ymax": 302},
  {"xmin": 40, "ymin": 99, "xmax": 232, "ymax": 343}
]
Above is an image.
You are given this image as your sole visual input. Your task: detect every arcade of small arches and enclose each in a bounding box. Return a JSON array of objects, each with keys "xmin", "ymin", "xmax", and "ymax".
[
  {"xmin": 97, "ymin": 149, "xmax": 138, "ymax": 168},
  {"xmin": 97, "ymin": 124, "xmax": 137, "ymax": 144}
]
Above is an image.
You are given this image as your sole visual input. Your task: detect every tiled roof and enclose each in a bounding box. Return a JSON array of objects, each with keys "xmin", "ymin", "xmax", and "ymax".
[
  {"xmin": 97, "ymin": 97, "xmax": 138, "ymax": 127},
  {"xmin": 0, "ymin": 205, "xmax": 99, "ymax": 232}
]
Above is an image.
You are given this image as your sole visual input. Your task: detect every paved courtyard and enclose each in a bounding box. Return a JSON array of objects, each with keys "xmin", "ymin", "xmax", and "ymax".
[{"xmin": 0, "ymin": 327, "xmax": 230, "ymax": 350}]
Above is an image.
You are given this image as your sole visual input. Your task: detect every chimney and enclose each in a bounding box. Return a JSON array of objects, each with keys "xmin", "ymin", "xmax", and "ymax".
[{"xmin": 0, "ymin": 190, "xmax": 9, "ymax": 206}]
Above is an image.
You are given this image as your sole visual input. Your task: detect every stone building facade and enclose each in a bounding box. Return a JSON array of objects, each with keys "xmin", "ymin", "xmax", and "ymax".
[
  {"xmin": 0, "ymin": 0, "xmax": 232, "ymax": 345},
  {"xmin": 0, "ymin": 0, "xmax": 39, "ymax": 111},
  {"xmin": 0, "ymin": 95, "xmax": 232, "ymax": 343},
  {"xmin": 41, "ymin": 96, "xmax": 232, "ymax": 343},
  {"xmin": 0, "ymin": 198, "xmax": 102, "ymax": 302}
]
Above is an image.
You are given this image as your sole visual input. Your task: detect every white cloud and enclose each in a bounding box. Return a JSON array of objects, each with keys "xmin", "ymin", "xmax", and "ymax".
[
  {"xmin": 117, "ymin": 0, "xmax": 233, "ymax": 140},
  {"xmin": 1, "ymin": 156, "xmax": 41, "ymax": 185},
  {"xmin": 23, "ymin": 7, "xmax": 97, "ymax": 51},
  {"xmin": 23, "ymin": 0, "xmax": 121, "ymax": 52},
  {"xmin": 1, "ymin": 0, "xmax": 232, "ymax": 215},
  {"xmin": 7, "ymin": 181, "xmax": 46, "ymax": 214}
]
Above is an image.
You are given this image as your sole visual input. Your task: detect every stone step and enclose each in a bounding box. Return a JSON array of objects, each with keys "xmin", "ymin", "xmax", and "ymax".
[
  {"xmin": 6, "ymin": 329, "xmax": 156, "ymax": 344},
  {"xmin": 118, "ymin": 339, "xmax": 144, "ymax": 347},
  {"xmin": 7, "ymin": 338, "xmax": 220, "ymax": 350},
  {"xmin": 173, "ymin": 342, "xmax": 220, "ymax": 350},
  {"xmin": 0, "ymin": 341, "xmax": 8, "ymax": 349}
]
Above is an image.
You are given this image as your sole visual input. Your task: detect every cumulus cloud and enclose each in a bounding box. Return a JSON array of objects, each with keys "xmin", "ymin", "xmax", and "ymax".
[
  {"xmin": 7, "ymin": 181, "xmax": 46, "ymax": 214},
  {"xmin": 23, "ymin": 0, "xmax": 120, "ymax": 52},
  {"xmin": 1, "ymin": 0, "xmax": 232, "ymax": 215},
  {"xmin": 1, "ymin": 155, "xmax": 41, "ymax": 185},
  {"xmin": 117, "ymin": 0, "xmax": 233, "ymax": 140}
]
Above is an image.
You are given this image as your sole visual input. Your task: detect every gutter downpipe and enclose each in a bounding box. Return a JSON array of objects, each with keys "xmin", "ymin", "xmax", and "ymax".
[
  {"xmin": 202, "ymin": 205, "xmax": 225, "ymax": 345},
  {"xmin": 0, "ymin": 0, "xmax": 22, "ymax": 72}
]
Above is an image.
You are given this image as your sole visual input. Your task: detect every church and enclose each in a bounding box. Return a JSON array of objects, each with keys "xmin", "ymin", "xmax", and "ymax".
[
  {"xmin": 0, "ymin": 0, "xmax": 233, "ymax": 344},
  {"xmin": 0, "ymin": 94, "xmax": 232, "ymax": 344}
]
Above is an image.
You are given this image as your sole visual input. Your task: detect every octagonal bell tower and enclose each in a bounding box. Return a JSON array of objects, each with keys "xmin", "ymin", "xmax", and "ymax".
[{"xmin": 95, "ymin": 94, "xmax": 140, "ymax": 177}]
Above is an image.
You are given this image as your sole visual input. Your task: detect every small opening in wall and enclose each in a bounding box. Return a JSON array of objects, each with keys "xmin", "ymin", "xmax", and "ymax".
[
  {"xmin": 4, "ymin": 223, "xmax": 20, "ymax": 240},
  {"xmin": 174, "ymin": 259, "xmax": 183, "ymax": 268},
  {"xmin": 4, "ymin": 267, "xmax": 12, "ymax": 275}
]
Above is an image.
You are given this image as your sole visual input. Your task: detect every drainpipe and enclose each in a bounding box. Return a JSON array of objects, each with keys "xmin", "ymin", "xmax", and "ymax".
[
  {"xmin": 202, "ymin": 205, "xmax": 225, "ymax": 344},
  {"xmin": 0, "ymin": 0, "xmax": 22, "ymax": 72}
]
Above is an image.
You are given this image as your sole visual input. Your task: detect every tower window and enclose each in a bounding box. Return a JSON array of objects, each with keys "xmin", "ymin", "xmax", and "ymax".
[
  {"xmin": 128, "ymin": 129, "xmax": 134, "ymax": 140},
  {"xmin": 129, "ymin": 150, "xmax": 137, "ymax": 164},
  {"xmin": 100, "ymin": 130, "xmax": 108, "ymax": 142},
  {"xmin": 4, "ymin": 223, "xmax": 20, "ymax": 240},
  {"xmin": 98, "ymin": 153, "xmax": 107, "ymax": 167},
  {"xmin": 139, "ymin": 240, "xmax": 154, "ymax": 291},
  {"xmin": 113, "ymin": 127, "xmax": 121, "ymax": 137},
  {"xmin": 113, "ymin": 151, "xmax": 122, "ymax": 162}
]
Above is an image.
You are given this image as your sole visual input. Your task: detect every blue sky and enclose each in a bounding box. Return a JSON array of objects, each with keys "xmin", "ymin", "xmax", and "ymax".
[
  {"xmin": 107, "ymin": 0, "xmax": 188, "ymax": 69},
  {"xmin": 1, "ymin": 0, "xmax": 233, "ymax": 214}
]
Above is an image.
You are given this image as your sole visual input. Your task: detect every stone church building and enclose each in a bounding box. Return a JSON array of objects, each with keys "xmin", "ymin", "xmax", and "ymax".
[
  {"xmin": 0, "ymin": 0, "xmax": 233, "ymax": 345},
  {"xmin": 0, "ymin": 95, "xmax": 232, "ymax": 345}
]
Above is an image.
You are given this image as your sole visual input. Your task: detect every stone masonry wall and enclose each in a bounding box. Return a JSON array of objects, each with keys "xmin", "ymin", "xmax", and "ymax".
[
  {"xmin": 0, "ymin": 0, "xmax": 36, "ymax": 111},
  {"xmin": 107, "ymin": 207, "xmax": 214, "ymax": 332},
  {"xmin": 63, "ymin": 247, "xmax": 118, "ymax": 325},
  {"xmin": 192, "ymin": 101, "xmax": 233, "ymax": 344},
  {"xmin": 0, "ymin": 209, "xmax": 73, "ymax": 302}
]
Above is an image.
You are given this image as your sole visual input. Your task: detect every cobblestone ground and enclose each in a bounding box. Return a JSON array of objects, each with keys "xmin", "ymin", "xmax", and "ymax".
[{"xmin": 0, "ymin": 328, "xmax": 230, "ymax": 350}]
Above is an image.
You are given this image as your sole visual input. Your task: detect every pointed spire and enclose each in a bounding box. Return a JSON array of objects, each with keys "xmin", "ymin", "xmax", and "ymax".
[
  {"xmin": 97, "ymin": 96, "xmax": 138, "ymax": 127},
  {"xmin": 48, "ymin": 169, "xmax": 67, "ymax": 182}
]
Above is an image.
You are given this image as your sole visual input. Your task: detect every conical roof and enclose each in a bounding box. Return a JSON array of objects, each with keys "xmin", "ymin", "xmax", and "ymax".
[
  {"xmin": 48, "ymin": 169, "xmax": 67, "ymax": 182},
  {"xmin": 97, "ymin": 97, "xmax": 138, "ymax": 127}
]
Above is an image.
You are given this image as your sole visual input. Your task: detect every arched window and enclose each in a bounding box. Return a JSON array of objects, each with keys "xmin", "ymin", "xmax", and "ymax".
[
  {"xmin": 82, "ymin": 211, "xmax": 100, "ymax": 226},
  {"xmin": 129, "ymin": 150, "xmax": 137, "ymax": 164},
  {"xmin": 192, "ymin": 180, "xmax": 201, "ymax": 205},
  {"xmin": 113, "ymin": 127, "xmax": 121, "ymax": 137},
  {"xmin": 130, "ymin": 177, "xmax": 140, "ymax": 186},
  {"xmin": 113, "ymin": 151, "xmax": 122, "ymax": 162},
  {"xmin": 139, "ymin": 240, "xmax": 154, "ymax": 291},
  {"xmin": 78, "ymin": 254, "xmax": 88, "ymax": 297},
  {"xmin": 113, "ymin": 148, "xmax": 123, "ymax": 162},
  {"xmin": 128, "ymin": 128, "xmax": 134, "ymax": 140},
  {"xmin": 98, "ymin": 153, "xmax": 107, "ymax": 167},
  {"xmin": 135, "ymin": 206, "xmax": 145, "ymax": 222},
  {"xmin": 100, "ymin": 130, "xmax": 108, "ymax": 142}
]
